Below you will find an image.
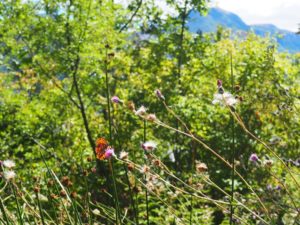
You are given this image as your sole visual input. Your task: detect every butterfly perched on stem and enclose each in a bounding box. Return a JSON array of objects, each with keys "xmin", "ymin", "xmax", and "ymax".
[{"xmin": 95, "ymin": 137, "xmax": 109, "ymax": 160}]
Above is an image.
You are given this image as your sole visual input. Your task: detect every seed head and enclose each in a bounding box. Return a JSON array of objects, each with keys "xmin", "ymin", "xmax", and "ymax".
[
  {"xmin": 249, "ymin": 153, "xmax": 259, "ymax": 162},
  {"xmin": 142, "ymin": 141, "xmax": 157, "ymax": 151},
  {"xmin": 119, "ymin": 151, "xmax": 129, "ymax": 160},
  {"xmin": 91, "ymin": 167, "xmax": 97, "ymax": 173},
  {"xmin": 3, "ymin": 171, "xmax": 16, "ymax": 181},
  {"xmin": 217, "ymin": 79, "xmax": 222, "ymax": 88},
  {"xmin": 50, "ymin": 193, "xmax": 59, "ymax": 199},
  {"xmin": 135, "ymin": 106, "xmax": 147, "ymax": 116},
  {"xmin": 87, "ymin": 156, "xmax": 93, "ymax": 162},
  {"xmin": 60, "ymin": 190, "xmax": 67, "ymax": 197},
  {"xmin": 196, "ymin": 162, "xmax": 208, "ymax": 173},
  {"xmin": 146, "ymin": 114, "xmax": 157, "ymax": 122},
  {"xmin": 3, "ymin": 160, "xmax": 15, "ymax": 169},
  {"xmin": 104, "ymin": 147, "xmax": 115, "ymax": 159},
  {"xmin": 127, "ymin": 163, "xmax": 135, "ymax": 171},
  {"xmin": 111, "ymin": 96, "xmax": 122, "ymax": 104},
  {"xmin": 127, "ymin": 101, "xmax": 135, "ymax": 111},
  {"xmin": 34, "ymin": 186, "xmax": 40, "ymax": 193},
  {"xmin": 140, "ymin": 165, "xmax": 150, "ymax": 174},
  {"xmin": 264, "ymin": 159, "xmax": 273, "ymax": 168},
  {"xmin": 47, "ymin": 179, "xmax": 54, "ymax": 186},
  {"xmin": 155, "ymin": 89, "xmax": 165, "ymax": 101},
  {"xmin": 71, "ymin": 191, "xmax": 78, "ymax": 199}
]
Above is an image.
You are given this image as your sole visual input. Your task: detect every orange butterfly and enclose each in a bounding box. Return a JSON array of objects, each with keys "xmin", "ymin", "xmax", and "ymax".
[{"xmin": 95, "ymin": 137, "xmax": 108, "ymax": 160}]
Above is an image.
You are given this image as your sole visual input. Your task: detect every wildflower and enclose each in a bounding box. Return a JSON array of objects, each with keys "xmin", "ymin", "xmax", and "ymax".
[
  {"xmin": 60, "ymin": 176, "xmax": 73, "ymax": 187},
  {"xmin": 140, "ymin": 165, "xmax": 150, "ymax": 174},
  {"xmin": 50, "ymin": 193, "xmax": 59, "ymax": 199},
  {"xmin": 2, "ymin": 160, "xmax": 15, "ymax": 169},
  {"xmin": 146, "ymin": 181, "xmax": 155, "ymax": 192},
  {"xmin": 60, "ymin": 190, "xmax": 67, "ymax": 197},
  {"xmin": 47, "ymin": 179, "xmax": 54, "ymax": 186},
  {"xmin": 234, "ymin": 84, "xmax": 241, "ymax": 91},
  {"xmin": 196, "ymin": 162, "xmax": 208, "ymax": 173},
  {"xmin": 249, "ymin": 153, "xmax": 259, "ymax": 162},
  {"xmin": 217, "ymin": 79, "xmax": 224, "ymax": 94},
  {"xmin": 264, "ymin": 159, "xmax": 273, "ymax": 168},
  {"xmin": 3, "ymin": 170, "xmax": 16, "ymax": 180},
  {"xmin": 152, "ymin": 159, "xmax": 161, "ymax": 167},
  {"xmin": 212, "ymin": 92, "xmax": 238, "ymax": 107},
  {"xmin": 127, "ymin": 163, "xmax": 135, "ymax": 171},
  {"xmin": 127, "ymin": 101, "xmax": 135, "ymax": 111},
  {"xmin": 217, "ymin": 79, "xmax": 222, "ymax": 88},
  {"xmin": 142, "ymin": 141, "xmax": 157, "ymax": 151},
  {"xmin": 34, "ymin": 186, "xmax": 40, "ymax": 193},
  {"xmin": 146, "ymin": 114, "xmax": 157, "ymax": 122},
  {"xmin": 155, "ymin": 89, "xmax": 165, "ymax": 101},
  {"xmin": 71, "ymin": 191, "xmax": 78, "ymax": 199},
  {"xmin": 111, "ymin": 96, "xmax": 122, "ymax": 104},
  {"xmin": 275, "ymin": 185, "xmax": 281, "ymax": 191},
  {"xmin": 104, "ymin": 147, "xmax": 115, "ymax": 159},
  {"xmin": 61, "ymin": 176, "xmax": 70, "ymax": 186},
  {"xmin": 135, "ymin": 106, "xmax": 147, "ymax": 116},
  {"xmin": 119, "ymin": 151, "xmax": 128, "ymax": 160},
  {"xmin": 87, "ymin": 156, "xmax": 93, "ymax": 162}
]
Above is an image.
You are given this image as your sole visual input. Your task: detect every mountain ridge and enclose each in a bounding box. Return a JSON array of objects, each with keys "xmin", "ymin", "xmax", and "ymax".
[{"xmin": 187, "ymin": 7, "xmax": 300, "ymax": 53}]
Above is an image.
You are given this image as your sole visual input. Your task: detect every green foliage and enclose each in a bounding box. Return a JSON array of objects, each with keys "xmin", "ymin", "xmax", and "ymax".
[{"xmin": 0, "ymin": 0, "xmax": 299, "ymax": 224}]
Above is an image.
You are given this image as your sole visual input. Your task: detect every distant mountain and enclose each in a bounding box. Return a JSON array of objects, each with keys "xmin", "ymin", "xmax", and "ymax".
[{"xmin": 187, "ymin": 7, "xmax": 300, "ymax": 53}]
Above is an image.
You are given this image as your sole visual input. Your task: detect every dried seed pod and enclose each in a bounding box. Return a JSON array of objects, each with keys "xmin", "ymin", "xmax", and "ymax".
[{"xmin": 34, "ymin": 186, "xmax": 40, "ymax": 193}]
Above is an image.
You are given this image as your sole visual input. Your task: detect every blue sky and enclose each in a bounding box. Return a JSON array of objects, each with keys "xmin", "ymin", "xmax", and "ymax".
[
  {"xmin": 117, "ymin": 0, "xmax": 300, "ymax": 32},
  {"xmin": 211, "ymin": 0, "xmax": 300, "ymax": 31}
]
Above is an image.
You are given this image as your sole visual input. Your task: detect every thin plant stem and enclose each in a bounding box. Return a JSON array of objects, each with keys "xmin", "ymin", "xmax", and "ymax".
[
  {"xmin": 230, "ymin": 51, "xmax": 235, "ymax": 225},
  {"xmin": 11, "ymin": 183, "xmax": 24, "ymax": 225},
  {"xmin": 119, "ymin": 156, "xmax": 267, "ymax": 225},
  {"xmin": 84, "ymin": 175, "xmax": 92, "ymax": 224},
  {"xmin": 104, "ymin": 45, "xmax": 121, "ymax": 224},
  {"xmin": 189, "ymin": 193, "xmax": 193, "ymax": 225},
  {"xmin": 150, "ymin": 117, "xmax": 270, "ymax": 219},
  {"xmin": 35, "ymin": 191, "xmax": 45, "ymax": 225},
  {"xmin": 0, "ymin": 197, "xmax": 10, "ymax": 225},
  {"xmin": 148, "ymin": 154, "xmax": 269, "ymax": 225},
  {"xmin": 109, "ymin": 159, "xmax": 121, "ymax": 224},
  {"xmin": 45, "ymin": 184, "xmax": 59, "ymax": 224},
  {"xmin": 120, "ymin": 158, "xmax": 253, "ymax": 225},
  {"xmin": 269, "ymin": 172, "xmax": 299, "ymax": 211},
  {"xmin": 114, "ymin": 104, "xmax": 139, "ymax": 224},
  {"xmin": 143, "ymin": 119, "xmax": 150, "ymax": 225},
  {"xmin": 32, "ymin": 140, "xmax": 75, "ymax": 224},
  {"xmin": 124, "ymin": 164, "xmax": 139, "ymax": 224},
  {"xmin": 229, "ymin": 108, "xmax": 300, "ymax": 189}
]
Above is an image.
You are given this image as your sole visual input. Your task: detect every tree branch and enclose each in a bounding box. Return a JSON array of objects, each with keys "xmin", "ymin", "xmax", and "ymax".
[{"xmin": 119, "ymin": 0, "xmax": 143, "ymax": 33}]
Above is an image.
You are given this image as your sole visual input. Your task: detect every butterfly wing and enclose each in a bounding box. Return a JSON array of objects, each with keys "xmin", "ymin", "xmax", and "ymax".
[{"xmin": 95, "ymin": 138, "xmax": 108, "ymax": 160}]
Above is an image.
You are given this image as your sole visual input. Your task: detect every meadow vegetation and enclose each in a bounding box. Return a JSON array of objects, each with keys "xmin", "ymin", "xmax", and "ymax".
[{"xmin": 0, "ymin": 0, "xmax": 299, "ymax": 224}]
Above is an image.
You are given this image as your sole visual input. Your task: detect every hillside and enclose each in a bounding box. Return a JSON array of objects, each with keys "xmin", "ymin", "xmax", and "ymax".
[{"xmin": 187, "ymin": 7, "xmax": 300, "ymax": 53}]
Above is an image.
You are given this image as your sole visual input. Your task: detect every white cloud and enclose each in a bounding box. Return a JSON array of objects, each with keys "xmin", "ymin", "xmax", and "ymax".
[
  {"xmin": 116, "ymin": 0, "xmax": 299, "ymax": 31},
  {"xmin": 212, "ymin": 0, "xmax": 300, "ymax": 31}
]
